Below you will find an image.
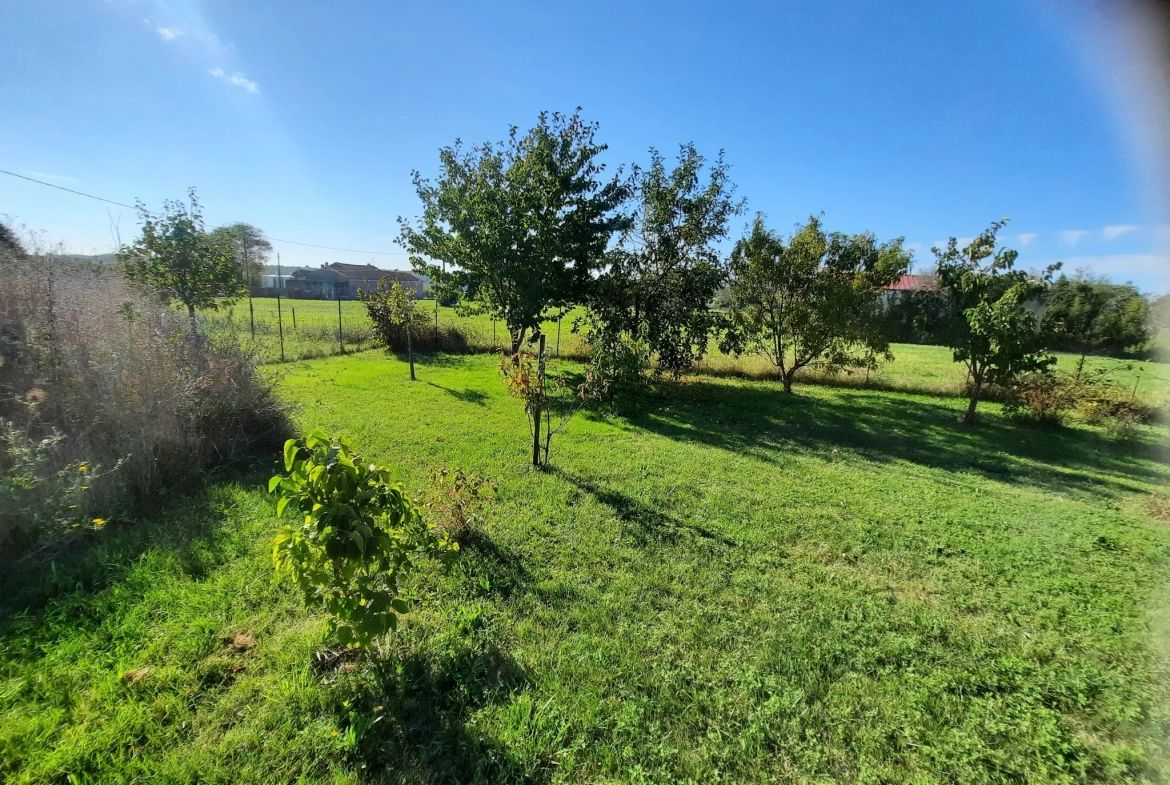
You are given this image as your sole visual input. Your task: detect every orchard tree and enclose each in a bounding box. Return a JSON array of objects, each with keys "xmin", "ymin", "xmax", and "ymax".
[
  {"xmin": 119, "ymin": 189, "xmax": 244, "ymax": 320},
  {"xmin": 931, "ymin": 219, "xmax": 1056, "ymax": 423},
  {"xmin": 362, "ymin": 281, "xmax": 427, "ymax": 380},
  {"xmin": 397, "ymin": 109, "xmax": 632, "ymax": 356},
  {"xmin": 210, "ymin": 222, "xmax": 273, "ymax": 286},
  {"xmin": 1042, "ymin": 272, "xmax": 1149, "ymax": 366},
  {"xmin": 720, "ymin": 214, "xmax": 910, "ymax": 393},
  {"xmin": 590, "ymin": 144, "xmax": 744, "ymax": 377}
]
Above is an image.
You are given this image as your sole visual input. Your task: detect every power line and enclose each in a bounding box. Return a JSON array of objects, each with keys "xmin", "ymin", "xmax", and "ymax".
[
  {"xmin": 0, "ymin": 167, "xmax": 409, "ymax": 256},
  {"xmin": 0, "ymin": 168, "xmax": 138, "ymax": 211}
]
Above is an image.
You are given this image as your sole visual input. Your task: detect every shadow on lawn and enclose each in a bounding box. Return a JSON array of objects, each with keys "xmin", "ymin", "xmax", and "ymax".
[
  {"xmin": 0, "ymin": 476, "xmax": 265, "ymax": 621},
  {"xmin": 554, "ymin": 468, "xmax": 739, "ymax": 549},
  {"xmin": 605, "ymin": 380, "xmax": 1169, "ymax": 500},
  {"xmin": 345, "ymin": 645, "xmax": 540, "ymax": 784},
  {"xmin": 427, "ymin": 382, "xmax": 491, "ymax": 407}
]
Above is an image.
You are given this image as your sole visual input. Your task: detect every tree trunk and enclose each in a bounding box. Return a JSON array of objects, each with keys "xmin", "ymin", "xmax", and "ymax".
[
  {"xmin": 532, "ymin": 333, "xmax": 546, "ymax": 467},
  {"xmin": 964, "ymin": 381, "xmax": 982, "ymax": 423},
  {"xmin": 782, "ymin": 370, "xmax": 795, "ymax": 394},
  {"xmin": 407, "ymin": 325, "xmax": 415, "ymax": 381}
]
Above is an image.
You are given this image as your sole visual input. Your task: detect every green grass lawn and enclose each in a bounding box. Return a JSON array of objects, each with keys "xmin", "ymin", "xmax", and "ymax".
[
  {"xmin": 206, "ymin": 298, "xmax": 1168, "ymax": 406},
  {"xmin": 4, "ymin": 350, "xmax": 1170, "ymax": 782}
]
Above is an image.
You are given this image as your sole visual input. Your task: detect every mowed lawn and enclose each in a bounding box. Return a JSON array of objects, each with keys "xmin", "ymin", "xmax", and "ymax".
[{"xmin": 3, "ymin": 351, "xmax": 1170, "ymax": 783}]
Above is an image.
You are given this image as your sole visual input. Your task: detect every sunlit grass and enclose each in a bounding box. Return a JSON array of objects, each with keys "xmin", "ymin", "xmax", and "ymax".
[{"xmin": 3, "ymin": 351, "xmax": 1169, "ymax": 782}]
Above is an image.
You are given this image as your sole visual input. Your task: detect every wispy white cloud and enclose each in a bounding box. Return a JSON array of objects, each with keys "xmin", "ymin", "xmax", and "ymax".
[
  {"xmin": 1060, "ymin": 230, "xmax": 1089, "ymax": 246},
  {"xmin": 1018, "ymin": 233, "xmax": 1037, "ymax": 246},
  {"xmin": 26, "ymin": 171, "xmax": 75, "ymax": 183},
  {"xmin": 209, "ymin": 67, "xmax": 260, "ymax": 94},
  {"xmin": 1103, "ymin": 224, "xmax": 1138, "ymax": 240},
  {"xmin": 156, "ymin": 26, "xmax": 181, "ymax": 41}
]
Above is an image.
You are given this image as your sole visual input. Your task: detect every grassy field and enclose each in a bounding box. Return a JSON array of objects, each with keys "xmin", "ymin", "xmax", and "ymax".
[
  {"xmin": 207, "ymin": 297, "xmax": 1169, "ymax": 405},
  {"xmin": 3, "ymin": 350, "xmax": 1170, "ymax": 783}
]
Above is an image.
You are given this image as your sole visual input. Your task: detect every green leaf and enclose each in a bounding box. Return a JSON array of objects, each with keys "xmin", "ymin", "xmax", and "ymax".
[
  {"xmin": 268, "ymin": 475, "xmax": 282, "ymax": 493},
  {"xmin": 283, "ymin": 439, "xmax": 299, "ymax": 472},
  {"xmin": 276, "ymin": 495, "xmax": 290, "ymax": 517}
]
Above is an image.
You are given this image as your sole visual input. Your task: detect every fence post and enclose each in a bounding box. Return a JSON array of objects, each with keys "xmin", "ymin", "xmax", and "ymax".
[
  {"xmin": 493, "ymin": 318, "xmax": 497, "ymax": 350},
  {"xmin": 434, "ymin": 297, "xmax": 439, "ymax": 349},
  {"xmin": 249, "ymin": 296, "xmax": 255, "ymax": 341},
  {"xmin": 557, "ymin": 316, "xmax": 562, "ymax": 358},
  {"xmin": 338, "ymin": 297, "xmax": 344, "ymax": 355},
  {"xmin": 276, "ymin": 291, "xmax": 286, "ymax": 363},
  {"xmin": 292, "ymin": 307, "xmax": 297, "ymax": 330}
]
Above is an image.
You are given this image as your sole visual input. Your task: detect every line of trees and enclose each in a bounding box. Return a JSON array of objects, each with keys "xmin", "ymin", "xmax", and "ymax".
[{"xmin": 395, "ymin": 109, "xmax": 1078, "ymax": 431}]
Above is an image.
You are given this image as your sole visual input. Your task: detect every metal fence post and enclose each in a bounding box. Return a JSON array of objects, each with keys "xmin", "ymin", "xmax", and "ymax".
[
  {"xmin": 292, "ymin": 307, "xmax": 297, "ymax": 330},
  {"xmin": 338, "ymin": 297, "xmax": 344, "ymax": 355},
  {"xmin": 557, "ymin": 316, "xmax": 562, "ymax": 358},
  {"xmin": 249, "ymin": 296, "xmax": 255, "ymax": 341}
]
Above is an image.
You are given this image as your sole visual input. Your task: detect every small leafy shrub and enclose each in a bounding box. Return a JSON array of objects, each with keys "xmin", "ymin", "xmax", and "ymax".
[
  {"xmin": 426, "ymin": 467, "xmax": 496, "ymax": 544},
  {"xmin": 270, "ymin": 431, "xmax": 457, "ymax": 649},
  {"xmin": 500, "ymin": 350, "xmax": 600, "ymax": 466},
  {"xmin": 1003, "ymin": 372, "xmax": 1077, "ymax": 426},
  {"xmin": 0, "ymin": 420, "xmax": 110, "ymax": 549},
  {"xmin": 361, "ymin": 281, "xmax": 430, "ymax": 351},
  {"xmin": 586, "ymin": 325, "xmax": 651, "ymax": 408}
]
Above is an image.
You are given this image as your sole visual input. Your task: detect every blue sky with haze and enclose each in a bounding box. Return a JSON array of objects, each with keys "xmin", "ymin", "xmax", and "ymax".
[{"xmin": 2, "ymin": 0, "xmax": 1168, "ymax": 292}]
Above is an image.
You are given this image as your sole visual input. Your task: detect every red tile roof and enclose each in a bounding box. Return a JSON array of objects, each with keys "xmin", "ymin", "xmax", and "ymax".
[{"xmin": 883, "ymin": 274, "xmax": 937, "ymax": 292}]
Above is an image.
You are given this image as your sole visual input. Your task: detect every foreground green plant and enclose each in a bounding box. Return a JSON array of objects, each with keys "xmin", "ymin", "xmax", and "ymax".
[{"xmin": 270, "ymin": 431, "xmax": 456, "ymax": 648}]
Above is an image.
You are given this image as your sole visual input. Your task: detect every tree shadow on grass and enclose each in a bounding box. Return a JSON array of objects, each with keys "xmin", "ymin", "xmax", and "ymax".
[
  {"xmin": 552, "ymin": 467, "xmax": 739, "ymax": 549},
  {"xmin": 604, "ymin": 380, "xmax": 1169, "ymax": 501},
  {"xmin": 453, "ymin": 532, "xmax": 532, "ymax": 599},
  {"xmin": 341, "ymin": 645, "xmax": 541, "ymax": 784},
  {"xmin": 0, "ymin": 473, "xmax": 269, "ymax": 623},
  {"xmin": 427, "ymin": 382, "xmax": 491, "ymax": 407}
]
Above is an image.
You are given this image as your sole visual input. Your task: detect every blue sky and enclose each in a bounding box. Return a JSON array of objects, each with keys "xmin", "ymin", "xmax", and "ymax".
[{"xmin": 2, "ymin": 0, "xmax": 1169, "ymax": 292}]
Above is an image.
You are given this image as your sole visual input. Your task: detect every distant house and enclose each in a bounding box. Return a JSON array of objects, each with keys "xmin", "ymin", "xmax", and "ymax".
[
  {"xmin": 287, "ymin": 263, "xmax": 424, "ymax": 300},
  {"xmin": 883, "ymin": 274, "xmax": 937, "ymax": 293},
  {"xmin": 880, "ymin": 273, "xmax": 937, "ymax": 306}
]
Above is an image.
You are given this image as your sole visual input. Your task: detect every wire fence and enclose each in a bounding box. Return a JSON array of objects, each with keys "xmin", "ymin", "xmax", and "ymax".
[{"xmin": 200, "ymin": 297, "xmax": 590, "ymax": 364}]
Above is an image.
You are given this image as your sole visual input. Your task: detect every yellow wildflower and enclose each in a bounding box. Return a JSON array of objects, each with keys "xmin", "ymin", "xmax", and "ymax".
[{"xmin": 93, "ymin": 518, "xmax": 107, "ymax": 527}]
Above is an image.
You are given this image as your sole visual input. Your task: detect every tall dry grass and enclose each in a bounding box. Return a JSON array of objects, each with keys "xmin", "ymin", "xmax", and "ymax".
[{"xmin": 0, "ymin": 238, "xmax": 290, "ymax": 553}]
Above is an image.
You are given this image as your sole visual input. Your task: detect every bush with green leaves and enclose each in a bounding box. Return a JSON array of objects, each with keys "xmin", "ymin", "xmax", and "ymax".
[{"xmin": 270, "ymin": 431, "xmax": 457, "ymax": 649}]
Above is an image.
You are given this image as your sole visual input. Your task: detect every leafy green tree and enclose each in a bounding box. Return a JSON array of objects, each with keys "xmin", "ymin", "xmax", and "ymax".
[
  {"xmin": 362, "ymin": 280, "xmax": 428, "ymax": 380},
  {"xmin": 398, "ymin": 110, "xmax": 632, "ymax": 355},
  {"xmin": 589, "ymin": 145, "xmax": 744, "ymax": 377},
  {"xmin": 210, "ymin": 222, "xmax": 273, "ymax": 286},
  {"xmin": 931, "ymin": 220, "xmax": 1056, "ymax": 423},
  {"xmin": 1042, "ymin": 273, "xmax": 1149, "ymax": 365},
  {"xmin": 118, "ymin": 189, "xmax": 244, "ymax": 320},
  {"xmin": 720, "ymin": 215, "xmax": 911, "ymax": 393}
]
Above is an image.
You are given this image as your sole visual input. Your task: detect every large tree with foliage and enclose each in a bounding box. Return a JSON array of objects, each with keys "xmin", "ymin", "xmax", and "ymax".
[
  {"xmin": 1041, "ymin": 272, "xmax": 1149, "ymax": 364},
  {"xmin": 589, "ymin": 145, "xmax": 744, "ymax": 377},
  {"xmin": 720, "ymin": 214, "xmax": 910, "ymax": 393},
  {"xmin": 397, "ymin": 110, "xmax": 631, "ymax": 355},
  {"xmin": 119, "ymin": 190, "xmax": 244, "ymax": 320},
  {"xmin": 931, "ymin": 220, "xmax": 1056, "ymax": 423},
  {"xmin": 210, "ymin": 223, "xmax": 273, "ymax": 286}
]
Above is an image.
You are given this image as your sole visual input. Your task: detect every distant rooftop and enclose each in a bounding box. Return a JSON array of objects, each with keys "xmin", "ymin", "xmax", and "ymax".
[{"xmin": 883, "ymin": 274, "xmax": 937, "ymax": 292}]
